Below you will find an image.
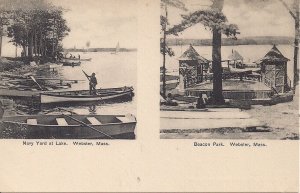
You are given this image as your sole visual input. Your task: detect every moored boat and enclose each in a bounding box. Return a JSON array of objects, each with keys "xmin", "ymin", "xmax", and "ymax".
[
  {"xmin": 0, "ymin": 114, "xmax": 136, "ymax": 139},
  {"xmin": 40, "ymin": 86, "xmax": 134, "ymax": 105},
  {"xmin": 62, "ymin": 60, "xmax": 81, "ymax": 66},
  {"xmin": 62, "ymin": 57, "xmax": 92, "ymax": 61}
]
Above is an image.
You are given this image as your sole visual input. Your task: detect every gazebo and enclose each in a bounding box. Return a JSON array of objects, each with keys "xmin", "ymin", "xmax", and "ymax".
[
  {"xmin": 178, "ymin": 45, "xmax": 210, "ymax": 90},
  {"xmin": 258, "ymin": 45, "xmax": 290, "ymax": 93}
]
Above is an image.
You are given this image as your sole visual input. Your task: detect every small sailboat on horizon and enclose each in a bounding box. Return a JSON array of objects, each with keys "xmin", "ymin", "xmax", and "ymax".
[{"xmin": 111, "ymin": 42, "xmax": 120, "ymax": 54}]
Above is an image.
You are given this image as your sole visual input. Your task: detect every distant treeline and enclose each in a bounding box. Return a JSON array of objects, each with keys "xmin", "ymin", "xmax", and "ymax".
[
  {"xmin": 166, "ymin": 36, "xmax": 294, "ymax": 46},
  {"xmin": 64, "ymin": 48, "xmax": 137, "ymax": 52}
]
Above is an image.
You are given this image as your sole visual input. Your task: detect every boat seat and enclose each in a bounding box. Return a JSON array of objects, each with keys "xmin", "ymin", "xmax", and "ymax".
[
  {"xmin": 116, "ymin": 116, "xmax": 132, "ymax": 123},
  {"xmin": 27, "ymin": 119, "xmax": 37, "ymax": 125},
  {"xmin": 87, "ymin": 117, "xmax": 102, "ymax": 125},
  {"xmin": 56, "ymin": 118, "xmax": 68, "ymax": 126}
]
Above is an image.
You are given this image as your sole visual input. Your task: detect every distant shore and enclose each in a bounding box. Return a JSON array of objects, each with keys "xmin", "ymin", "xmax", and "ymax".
[
  {"xmin": 64, "ymin": 48, "xmax": 137, "ymax": 53},
  {"xmin": 166, "ymin": 36, "xmax": 294, "ymax": 46}
]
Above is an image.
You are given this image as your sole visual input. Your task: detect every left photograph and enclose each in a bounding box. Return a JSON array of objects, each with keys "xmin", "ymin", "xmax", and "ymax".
[{"xmin": 0, "ymin": 0, "xmax": 137, "ymax": 139}]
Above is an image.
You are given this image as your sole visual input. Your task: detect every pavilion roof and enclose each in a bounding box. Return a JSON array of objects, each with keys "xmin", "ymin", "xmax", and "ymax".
[
  {"xmin": 228, "ymin": 50, "xmax": 244, "ymax": 61},
  {"xmin": 258, "ymin": 45, "xmax": 289, "ymax": 63},
  {"xmin": 178, "ymin": 44, "xmax": 209, "ymax": 63}
]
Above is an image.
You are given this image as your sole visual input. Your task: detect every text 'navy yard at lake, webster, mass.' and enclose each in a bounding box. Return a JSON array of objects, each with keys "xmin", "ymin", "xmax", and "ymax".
[{"xmin": 22, "ymin": 141, "xmax": 109, "ymax": 146}]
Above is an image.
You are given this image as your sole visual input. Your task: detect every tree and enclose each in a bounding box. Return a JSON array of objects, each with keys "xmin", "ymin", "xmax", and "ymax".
[
  {"xmin": 278, "ymin": 0, "xmax": 299, "ymax": 92},
  {"xmin": 4, "ymin": 0, "xmax": 70, "ymax": 59},
  {"xmin": 168, "ymin": 0, "xmax": 238, "ymax": 104},
  {"xmin": 0, "ymin": 6, "xmax": 11, "ymax": 56},
  {"xmin": 160, "ymin": 0, "xmax": 187, "ymax": 98}
]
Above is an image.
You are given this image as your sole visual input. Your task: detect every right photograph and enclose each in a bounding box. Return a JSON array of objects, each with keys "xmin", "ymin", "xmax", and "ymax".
[{"xmin": 160, "ymin": 0, "xmax": 299, "ymax": 139}]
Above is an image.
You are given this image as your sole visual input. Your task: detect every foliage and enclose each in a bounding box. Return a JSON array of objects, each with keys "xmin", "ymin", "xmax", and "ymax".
[
  {"xmin": 1, "ymin": 0, "xmax": 70, "ymax": 59},
  {"xmin": 161, "ymin": 0, "xmax": 187, "ymax": 11},
  {"xmin": 160, "ymin": 38, "xmax": 174, "ymax": 56},
  {"xmin": 168, "ymin": 9, "xmax": 239, "ymax": 38},
  {"xmin": 160, "ymin": 0, "xmax": 187, "ymax": 57}
]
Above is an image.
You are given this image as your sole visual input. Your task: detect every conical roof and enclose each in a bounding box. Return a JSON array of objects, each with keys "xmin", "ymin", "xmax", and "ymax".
[
  {"xmin": 259, "ymin": 45, "xmax": 289, "ymax": 63},
  {"xmin": 228, "ymin": 50, "xmax": 243, "ymax": 61},
  {"xmin": 179, "ymin": 44, "xmax": 209, "ymax": 63}
]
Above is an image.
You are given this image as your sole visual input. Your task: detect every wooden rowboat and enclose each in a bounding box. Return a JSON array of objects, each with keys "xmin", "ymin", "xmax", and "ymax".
[
  {"xmin": 40, "ymin": 86, "xmax": 134, "ymax": 105},
  {"xmin": 1, "ymin": 114, "xmax": 136, "ymax": 139},
  {"xmin": 160, "ymin": 108, "xmax": 265, "ymax": 131},
  {"xmin": 62, "ymin": 58, "xmax": 92, "ymax": 61},
  {"xmin": 62, "ymin": 61, "xmax": 81, "ymax": 66}
]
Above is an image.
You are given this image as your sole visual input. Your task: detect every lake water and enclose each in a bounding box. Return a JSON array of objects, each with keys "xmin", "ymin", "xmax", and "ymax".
[
  {"xmin": 41, "ymin": 51, "xmax": 137, "ymax": 116},
  {"xmin": 164, "ymin": 44, "xmax": 295, "ymax": 85}
]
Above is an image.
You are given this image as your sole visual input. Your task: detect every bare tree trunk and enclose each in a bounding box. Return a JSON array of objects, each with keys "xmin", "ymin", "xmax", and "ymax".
[
  {"xmin": 0, "ymin": 35, "xmax": 2, "ymax": 57},
  {"xmin": 34, "ymin": 30, "xmax": 37, "ymax": 56},
  {"xmin": 211, "ymin": 0, "xmax": 225, "ymax": 104},
  {"xmin": 28, "ymin": 32, "xmax": 33, "ymax": 58},
  {"xmin": 22, "ymin": 45, "xmax": 26, "ymax": 57},
  {"xmin": 212, "ymin": 28, "xmax": 224, "ymax": 104},
  {"xmin": 0, "ymin": 25, "xmax": 3, "ymax": 57},
  {"xmin": 293, "ymin": 0, "xmax": 299, "ymax": 91},
  {"xmin": 162, "ymin": 5, "xmax": 167, "ymax": 98}
]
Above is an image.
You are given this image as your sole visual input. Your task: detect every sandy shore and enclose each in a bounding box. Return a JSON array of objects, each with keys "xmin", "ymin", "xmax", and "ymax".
[{"xmin": 161, "ymin": 87, "xmax": 299, "ymax": 140}]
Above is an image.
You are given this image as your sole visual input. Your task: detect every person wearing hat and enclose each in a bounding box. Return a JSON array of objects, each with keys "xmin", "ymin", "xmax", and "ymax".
[{"xmin": 89, "ymin": 73, "xmax": 98, "ymax": 95}]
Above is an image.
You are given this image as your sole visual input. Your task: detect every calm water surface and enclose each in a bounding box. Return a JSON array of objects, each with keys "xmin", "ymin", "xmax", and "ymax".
[{"xmin": 39, "ymin": 51, "xmax": 137, "ymax": 116}]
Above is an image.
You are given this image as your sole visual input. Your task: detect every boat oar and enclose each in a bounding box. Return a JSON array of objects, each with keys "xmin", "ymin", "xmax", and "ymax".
[
  {"xmin": 57, "ymin": 108, "xmax": 79, "ymax": 115},
  {"xmin": 62, "ymin": 113, "xmax": 114, "ymax": 139},
  {"xmin": 29, "ymin": 76, "xmax": 43, "ymax": 90},
  {"xmin": 82, "ymin": 70, "xmax": 90, "ymax": 81}
]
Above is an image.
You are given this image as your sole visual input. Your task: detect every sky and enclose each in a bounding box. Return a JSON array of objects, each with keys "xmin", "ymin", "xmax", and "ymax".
[
  {"xmin": 52, "ymin": 0, "xmax": 138, "ymax": 49},
  {"xmin": 1, "ymin": 0, "xmax": 296, "ymax": 56},
  {"xmin": 165, "ymin": 0, "xmax": 295, "ymax": 39},
  {"xmin": 1, "ymin": 0, "xmax": 138, "ymax": 53}
]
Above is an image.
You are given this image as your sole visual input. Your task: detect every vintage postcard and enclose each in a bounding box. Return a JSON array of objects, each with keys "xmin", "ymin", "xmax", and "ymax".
[
  {"xmin": 0, "ymin": 0, "xmax": 299, "ymax": 192},
  {"xmin": 0, "ymin": 0, "xmax": 137, "ymax": 139}
]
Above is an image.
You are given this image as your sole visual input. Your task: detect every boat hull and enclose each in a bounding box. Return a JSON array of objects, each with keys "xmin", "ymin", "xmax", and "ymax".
[
  {"xmin": 40, "ymin": 87, "xmax": 134, "ymax": 105},
  {"xmin": 1, "ymin": 114, "xmax": 136, "ymax": 139},
  {"xmin": 62, "ymin": 61, "xmax": 81, "ymax": 66},
  {"xmin": 62, "ymin": 58, "xmax": 92, "ymax": 61}
]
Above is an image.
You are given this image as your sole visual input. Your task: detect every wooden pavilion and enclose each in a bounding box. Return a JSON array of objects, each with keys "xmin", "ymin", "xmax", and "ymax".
[
  {"xmin": 178, "ymin": 45, "xmax": 210, "ymax": 90},
  {"xmin": 258, "ymin": 45, "xmax": 290, "ymax": 93}
]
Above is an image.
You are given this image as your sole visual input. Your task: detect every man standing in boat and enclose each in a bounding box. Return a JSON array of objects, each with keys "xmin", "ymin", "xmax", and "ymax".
[{"xmin": 89, "ymin": 73, "xmax": 98, "ymax": 95}]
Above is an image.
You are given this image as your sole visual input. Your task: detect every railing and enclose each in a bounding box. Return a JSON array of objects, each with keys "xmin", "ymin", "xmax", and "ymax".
[
  {"xmin": 185, "ymin": 89, "xmax": 274, "ymax": 100},
  {"xmin": 184, "ymin": 73, "xmax": 261, "ymax": 89},
  {"xmin": 264, "ymin": 77, "xmax": 272, "ymax": 88}
]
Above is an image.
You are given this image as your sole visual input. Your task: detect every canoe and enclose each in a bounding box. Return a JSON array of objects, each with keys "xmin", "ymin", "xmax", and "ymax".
[
  {"xmin": 1, "ymin": 114, "xmax": 136, "ymax": 139},
  {"xmin": 40, "ymin": 86, "xmax": 134, "ymax": 104},
  {"xmin": 62, "ymin": 61, "xmax": 81, "ymax": 66}
]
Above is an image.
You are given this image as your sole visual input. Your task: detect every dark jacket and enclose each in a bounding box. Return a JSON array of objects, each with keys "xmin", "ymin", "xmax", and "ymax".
[{"xmin": 90, "ymin": 76, "xmax": 97, "ymax": 85}]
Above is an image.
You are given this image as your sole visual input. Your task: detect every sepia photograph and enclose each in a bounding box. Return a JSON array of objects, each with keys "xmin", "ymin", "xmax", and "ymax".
[
  {"xmin": 160, "ymin": 0, "xmax": 299, "ymax": 139},
  {"xmin": 0, "ymin": 0, "xmax": 137, "ymax": 139}
]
